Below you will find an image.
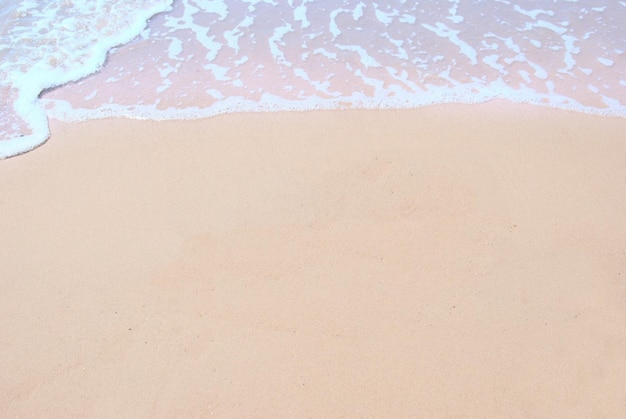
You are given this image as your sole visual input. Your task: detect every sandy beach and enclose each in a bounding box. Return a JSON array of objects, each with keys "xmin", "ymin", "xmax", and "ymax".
[{"xmin": 1, "ymin": 101, "xmax": 626, "ymax": 417}]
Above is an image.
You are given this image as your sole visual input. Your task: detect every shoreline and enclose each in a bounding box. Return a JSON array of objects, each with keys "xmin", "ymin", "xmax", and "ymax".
[{"xmin": 2, "ymin": 102, "xmax": 626, "ymax": 416}]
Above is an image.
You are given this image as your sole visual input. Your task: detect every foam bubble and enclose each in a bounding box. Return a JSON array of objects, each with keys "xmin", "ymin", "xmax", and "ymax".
[{"xmin": 597, "ymin": 57, "xmax": 615, "ymax": 66}]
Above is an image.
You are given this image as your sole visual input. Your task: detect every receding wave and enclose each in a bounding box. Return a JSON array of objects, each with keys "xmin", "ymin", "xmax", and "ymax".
[{"xmin": 2, "ymin": 0, "xmax": 625, "ymax": 158}]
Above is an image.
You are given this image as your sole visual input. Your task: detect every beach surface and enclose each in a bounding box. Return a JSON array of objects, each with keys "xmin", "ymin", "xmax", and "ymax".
[{"xmin": 1, "ymin": 102, "xmax": 626, "ymax": 417}]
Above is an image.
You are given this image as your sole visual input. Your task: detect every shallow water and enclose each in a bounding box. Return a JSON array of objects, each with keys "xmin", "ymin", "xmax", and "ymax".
[{"xmin": 2, "ymin": 0, "xmax": 625, "ymax": 158}]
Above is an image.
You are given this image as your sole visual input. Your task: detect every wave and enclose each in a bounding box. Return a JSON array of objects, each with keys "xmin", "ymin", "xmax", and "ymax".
[
  {"xmin": 0, "ymin": 0, "xmax": 173, "ymax": 158},
  {"xmin": 2, "ymin": 0, "xmax": 625, "ymax": 158}
]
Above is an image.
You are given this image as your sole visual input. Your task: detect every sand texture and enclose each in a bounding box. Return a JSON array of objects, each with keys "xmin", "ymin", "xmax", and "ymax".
[{"xmin": 1, "ymin": 102, "xmax": 626, "ymax": 417}]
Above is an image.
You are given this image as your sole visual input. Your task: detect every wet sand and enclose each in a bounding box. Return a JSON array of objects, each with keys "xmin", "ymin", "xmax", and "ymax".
[{"xmin": 1, "ymin": 102, "xmax": 626, "ymax": 417}]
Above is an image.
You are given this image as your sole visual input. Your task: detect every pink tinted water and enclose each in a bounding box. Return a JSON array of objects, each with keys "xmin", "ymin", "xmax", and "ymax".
[{"xmin": 42, "ymin": 0, "xmax": 626, "ymax": 122}]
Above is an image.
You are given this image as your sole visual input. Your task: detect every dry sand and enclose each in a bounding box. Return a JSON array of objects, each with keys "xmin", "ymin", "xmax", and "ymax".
[{"xmin": 1, "ymin": 101, "xmax": 626, "ymax": 417}]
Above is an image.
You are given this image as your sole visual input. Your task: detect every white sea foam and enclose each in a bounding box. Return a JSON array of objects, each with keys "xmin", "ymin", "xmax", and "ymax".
[
  {"xmin": 421, "ymin": 22, "xmax": 478, "ymax": 65},
  {"xmin": 1, "ymin": 0, "xmax": 626, "ymax": 158},
  {"xmin": 597, "ymin": 57, "xmax": 615, "ymax": 67}
]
